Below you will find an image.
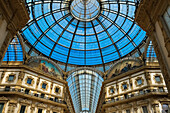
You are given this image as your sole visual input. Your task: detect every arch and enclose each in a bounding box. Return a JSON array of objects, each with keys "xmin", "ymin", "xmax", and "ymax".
[
  {"xmin": 144, "ymin": 40, "xmax": 158, "ymax": 63},
  {"xmin": 107, "ymin": 57, "xmax": 142, "ymax": 79},
  {"xmin": 67, "ymin": 68, "xmax": 104, "ymax": 113},
  {"xmin": 3, "ymin": 35, "xmax": 24, "ymax": 62},
  {"xmin": 27, "ymin": 56, "xmax": 64, "ymax": 76},
  {"xmin": 67, "ymin": 67, "xmax": 104, "ymax": 78}
]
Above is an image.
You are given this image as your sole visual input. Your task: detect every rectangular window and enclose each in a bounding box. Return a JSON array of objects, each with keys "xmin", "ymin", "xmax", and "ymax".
[
  {"xmin": 25, "ymin": 89, "xmax": 30, "ymax": 94},
  {"xmin": 123, "ymin": 84, "xmax": 127, "ymax": 90},
  {"xmin": 27, "ymin": 78, "xmax": 32, "ymax": 84},
  {"xmin": 139, "ymin": 90, "xmax": 144, "ymax": 95},
  {"xmin": 42, "ymin": 83, "xmax": 47, "ymax": 89},
  {"xmin": 0, "ymin": 103, "xmax": 4, "ymax": 113},
  {"xmin": 126, "ymin": 109, "xmax": 130, "ymax": 113},
  {"xmin": 38, "ymin": 109, "xmax": 42, "ymax": 113},
  {"xmin": 5, "ymin": 86, "xmax": 10, "ymax": 91},
  {"xmin": 163, "ymin": 6, "xmax": 170, "ymax": 32},
  {"xmin": 55, "ymin": 87, "xmax": 59, "ymax": 93},
  {"xmin": 162, "ymin": 104, "xmax": 169, "ymax": 113},
  {"xmin": 8, "ymin": 75, "xmax": 14, "ymax": 81},
  {"xmin": 40, "ymin": 93, "xmax": 45, "ymax": 98},
  {"xmin": 124, "ymin": 94, "xmax": 128, "ymax": 99},
  {"xmin": 155, "ymin": 76, "xmax": 161, "ymax": 82},
  {"xmin": 142, "ymin": 106, "xmax": 148, "ymax": 113},
  {"xmin": 110, "ymin": 88, "xmax": 114, "ymax": 94},
  {"xmin": 20, "ymin": 105, "xmax": 26, "ymax": 113},
  {"xmin": 159, "ymin": 87, "xmax": 164, "ymax": 92},
  {"xmin": 137, "ymin": 79, "xmax": 142, "ymax": 85}
]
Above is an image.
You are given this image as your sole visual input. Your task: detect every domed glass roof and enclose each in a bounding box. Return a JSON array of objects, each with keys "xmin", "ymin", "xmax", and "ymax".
[{"xmin": 22, "ymin": 0, "xmax": 146, "ymax": 66}]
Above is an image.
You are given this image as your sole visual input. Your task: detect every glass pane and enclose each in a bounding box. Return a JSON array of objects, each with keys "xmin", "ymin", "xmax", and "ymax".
[
  {"xmin": 67, "ymin": 69, "xmax": 103, "ymax": 113},
  {"xmin": 0, "ymin": 103, "xmax": 4, "ymax": 113},
  {"xmin": 155, "ymin": 76, "xmax": 161, "ymax": 82},
  {"xmin": 21, "ymin": 0, "xmax": 146, "ymax": 66},
  {"xmin": 20, "ymin": 105, "xmax": 26, "ymax": 113},
  {"xmin": 142, "ymin": 106, "xmax": 148, "ymax": 113},
  {"xmin": 163, "ymin": 6, "xmax": 170, "ymax": 32}
]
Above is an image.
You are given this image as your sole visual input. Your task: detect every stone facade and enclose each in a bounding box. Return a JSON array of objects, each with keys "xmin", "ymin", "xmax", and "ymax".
[
  {"xmin": 0, "ymin": 65, "xmax": 75, "ymax": 113},
  {"xmin": 96, "ymin": 64, "xmax": 169, "ymax": 113}
]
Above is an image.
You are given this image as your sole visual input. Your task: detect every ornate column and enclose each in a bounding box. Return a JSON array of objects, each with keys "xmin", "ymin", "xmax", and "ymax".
[
  {"xmin": 17, "ymin": 71, "xmax": 25, "ymax": 85},
  {"xmin": 134, "ymin": 108, "xmax": 138, "ymax": 113},
  {"xmin": 152, "ymin": 104, "xmax": 161, "ymax": 113},
  {"xmin": 8, "ymin": 101, "xmax": 17, "ymax": 113},
  {"xmin": 0, "ymin": 71, "xmax": 5, "ymax": 83},
  {"xmin": 30, "ymin": 107, "xmax": 35, "ymax": 113},
  {"xmin": 145, "ymin": 72, "xmax": 151, "ymax": 86}
]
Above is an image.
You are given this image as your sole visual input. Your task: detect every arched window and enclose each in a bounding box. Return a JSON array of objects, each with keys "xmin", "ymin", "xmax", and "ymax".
[
  {"xmin": 67, "ymin": 69, "xmax": 103, "ymax": 113},
  {"xmin": 3, "ymin": 36, "xmax": 23, "ymax": 62},
  {"xmin": 146, "ymin": 41, "xmax": 157, "ymax": 62}
]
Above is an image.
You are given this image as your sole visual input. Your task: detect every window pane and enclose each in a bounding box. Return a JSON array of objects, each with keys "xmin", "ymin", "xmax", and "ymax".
[
  {"xmin": 155, "ymin": 76, "xmax": 161, "ymax": 82},
  {"xmin": 142, "ymin": 106, "xmax": 148, "ymax": 113},
  {"xmin": 38, "ymin": 109, "xmax": 42, "ymax": 113},
  {"xmin": 163, "ymin": 6, "xmax": 170, "ymax": 32},
  {"xmin": 8, "ymin": 75, "xmax": 14, "ymax": 81},
  {"xmin": 0, "ymin": 103, "xmax": 4, "ymax": 113},
  {"xmin": 20, "ymin": 105, "xmax": 26, "ymax": 113},
  {"xmin": 27, "ymin": 78, "xmax": 32, "ymax": 84},
  {"xmin": 137, "ymin": 79, "xmax": 142, "ymax": 85}
]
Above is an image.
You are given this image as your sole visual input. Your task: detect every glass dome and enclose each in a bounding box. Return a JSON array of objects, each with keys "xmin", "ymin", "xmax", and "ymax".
[
  {"xmin": 70, "ymin": 0, "xmax": 100, "ymax": 21},
  {"xmin": 21, "ymin": 0, "xmax": 146, "ymax": 66}
]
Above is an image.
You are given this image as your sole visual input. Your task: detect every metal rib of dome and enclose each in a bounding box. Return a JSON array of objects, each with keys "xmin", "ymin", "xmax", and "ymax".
[{"xmin": 21, "ymin": 0, "xmax": 146, "ymax": 66}]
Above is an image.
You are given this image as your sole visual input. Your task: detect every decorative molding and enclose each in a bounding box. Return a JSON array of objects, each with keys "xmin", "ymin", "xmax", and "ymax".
[
  {"xmin": 19, "ymin": 99, "xmax": 31, "ymax": 105},
  {"xmin": 0, "ymin": 96, "xmax": 8, "ymax": 101},
  {"xmin": 67, "ymin": 67, "xmax": 104, "ymax": 78},
  {"xmin": 122, "ymin": 104, "xmax": 132, "ymax": 109},
  {"xmin": 1, "ymin": 71, "xmax": 5, "ymax": 82},
  {"xmin": 108, "ymin": 86, "xmax": 115, "ymax": 95},
  {"xmin": 137, "ymin": 100, "xmax": 149, "ymax": 106},
  {"xmin": 17, "ymin": 71, "xmax": 25, "ymax": 84},
  {"xmin": 36, "ymin": 103, "xmax": 47, "ymax": 109},
  {"xmin": 153, "ymin": 74, "xmax": 163, "ymax": 84}
]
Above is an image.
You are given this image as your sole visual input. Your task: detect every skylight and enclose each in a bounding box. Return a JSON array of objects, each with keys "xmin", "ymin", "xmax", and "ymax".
[{"xmin": 21, "ymin": 0, "xmax": 146, "ymax": 66}]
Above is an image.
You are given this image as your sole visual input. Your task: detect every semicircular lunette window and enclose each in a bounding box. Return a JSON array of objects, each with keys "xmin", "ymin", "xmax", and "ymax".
[
  {"xmin": 22, "ymin": 0, "xmax": 146, "ymax": 66},
  {"xmin": 67, "ymin": 69, "xmax": 104, "ymax": 113}
]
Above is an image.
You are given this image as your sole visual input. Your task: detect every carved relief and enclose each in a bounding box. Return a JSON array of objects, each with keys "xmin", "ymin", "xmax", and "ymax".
[
  {"xmin": 18, "ymin": 71, "xmax": 25, "ymax": 84},
  {"xmin": 153, "ymin": 74, "xmax": 163, "ymax": 84},
  {"xmin": 8, "ymin": 102, "xmax": 17, "ymax": 113},
  {"xmin": 1, "ymin": 71, "xmax": 5, "ymax": 82},
  {"xmin": 145, "ymin": 72, "xmax": 151, "ymax": 85}
]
